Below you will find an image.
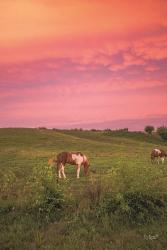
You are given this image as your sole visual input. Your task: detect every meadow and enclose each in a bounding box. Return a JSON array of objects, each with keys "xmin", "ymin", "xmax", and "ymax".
[{"xmin": 0, "ymin": 128, "xmax": 167, "ymax": 250}]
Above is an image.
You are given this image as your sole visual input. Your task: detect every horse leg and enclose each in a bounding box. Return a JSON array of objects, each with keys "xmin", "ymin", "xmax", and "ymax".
[
  {"xmin": 61, "ymin": 165, "xmax": 66, "ymax": 179},
  {"xmin": 76, "ymin": 164, "xmax": 81, "ymax": 178},
  {"xmin": 161, "ymin": 157, "xmax": 165, "ymax": 164},
  {"xmin": 58, "ymin": 163, "xmax": 62, "ymax": 178}
]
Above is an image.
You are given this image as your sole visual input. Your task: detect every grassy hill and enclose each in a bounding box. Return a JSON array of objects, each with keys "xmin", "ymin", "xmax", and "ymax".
[{"xmin": 0, "ymin": 128, "xmax": 167, "ymax": 250}]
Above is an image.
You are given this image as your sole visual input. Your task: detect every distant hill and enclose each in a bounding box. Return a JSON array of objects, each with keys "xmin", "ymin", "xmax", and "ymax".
[{"xmin": 59, "ymin": 115, "xmax": 167, "ymax": 131}]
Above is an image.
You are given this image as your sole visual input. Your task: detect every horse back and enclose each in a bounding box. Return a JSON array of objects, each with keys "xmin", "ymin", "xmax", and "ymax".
[{"xmin": 57, "ymin": 152, "xmax": 69, "ymax": 165}]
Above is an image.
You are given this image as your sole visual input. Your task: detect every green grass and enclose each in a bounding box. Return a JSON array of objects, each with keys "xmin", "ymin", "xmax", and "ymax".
[{"xmin": 0, "ymin": 128, "xmax": 167, "ymax": 250}]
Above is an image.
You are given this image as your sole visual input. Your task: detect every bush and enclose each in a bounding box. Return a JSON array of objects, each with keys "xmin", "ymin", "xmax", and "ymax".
[
  {"xmin": 38, "ymin": 127, "xmax": 47, "ymax": 130},
  {"xmin": 144, "ymin": 125, "xmax": 155, "ymax": 135},
  {"xmin": 84, "ymin": 180, "xmax": 105, "ymax": 207},
  {"xmin": 157, "ymin": 126, "xmax": 167, "ymax": 140},
  {"xmin": 101, "ymin": 192, "xmax": 167, "ymax": 225},
  {"xmin": 30, "ymin": 184, "xmax": 65, "ymax": 225}
]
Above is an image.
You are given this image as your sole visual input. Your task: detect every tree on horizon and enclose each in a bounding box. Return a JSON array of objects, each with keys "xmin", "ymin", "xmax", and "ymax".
[{"xmin": 144, "ymin": 125, "xmax": 155, "ymax": 135}]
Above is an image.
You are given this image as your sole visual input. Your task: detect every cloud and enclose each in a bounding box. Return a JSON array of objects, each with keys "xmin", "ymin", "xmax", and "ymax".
[
  {"xmin": 0, "ymin": 0, "xmax": 167, "ymax": 63},
  {"xmin": 0, "ymin": 0, "xmax": 167, "ymax": 128}
]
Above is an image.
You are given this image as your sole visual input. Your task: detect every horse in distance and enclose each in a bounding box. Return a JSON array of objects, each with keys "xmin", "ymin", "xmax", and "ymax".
[{"xmin": 151, "ymin": 148, "xmax": 167, "ymax": 164}]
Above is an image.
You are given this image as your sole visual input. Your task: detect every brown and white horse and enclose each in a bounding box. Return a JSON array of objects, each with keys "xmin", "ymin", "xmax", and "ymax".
[
  {"xmin": 49, "ymin": 151, "xmax": 90, "ymax": 179},
  {"xmin": 151, "ymin": 148, "xmax": 167, "ymax": 164}
]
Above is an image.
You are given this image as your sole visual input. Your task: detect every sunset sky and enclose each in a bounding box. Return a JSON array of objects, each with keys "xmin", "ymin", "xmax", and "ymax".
[{"xmin": 0, "ymin": 0, "xmax": 167, "ymax": 130}]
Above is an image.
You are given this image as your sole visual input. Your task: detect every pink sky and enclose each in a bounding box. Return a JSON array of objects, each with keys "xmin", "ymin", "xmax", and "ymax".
[{"xmin": 0, "ymin": 0, "xmax": 167, "ymax": 130}]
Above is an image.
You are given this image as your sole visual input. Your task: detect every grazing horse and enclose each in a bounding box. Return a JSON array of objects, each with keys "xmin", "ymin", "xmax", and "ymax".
[
  {"xmin": 151, "ymin": 148, "xmax": 167, "ymax": 164},
  {"xmin": 49, "ymin": 151, "xmax": 90, "ymax": 179}
]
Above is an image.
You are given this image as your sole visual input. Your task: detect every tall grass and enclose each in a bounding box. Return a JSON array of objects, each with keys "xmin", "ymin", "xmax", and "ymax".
[{"xmin": 0, "ymin": 128, "xmax": 167, "ymax": 249}]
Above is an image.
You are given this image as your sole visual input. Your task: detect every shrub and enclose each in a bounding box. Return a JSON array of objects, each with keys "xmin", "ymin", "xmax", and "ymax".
[
  {"xmin": 101, "ymin": 191, "xmax": 167, "ymax": 225},
  {"xmin": 157, "ymin": 126, "xmax": 167, "ymax": 140},
  {"xmin": 30, "ymin": 184, "xmax": 65, "ymax": 225},
  {"xmin": 104, "ymin": 128, "xmax": 130, "ymax": 136},
  {"xmin": 104, "ymin": 128, "xmax": 112, "ymax": 133},
  {"xmin": 84, "ymin": 181, "xmax": 105, "ymax": 207},
  {"xmin": 144, "ymin": 125, "xmax": 155, "ymax": 135}
]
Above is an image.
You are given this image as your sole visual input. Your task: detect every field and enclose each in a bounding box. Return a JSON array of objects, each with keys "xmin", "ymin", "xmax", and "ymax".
[{"xmin": 0, "ymin": 128, "xmax": 167, "ymax": 250}]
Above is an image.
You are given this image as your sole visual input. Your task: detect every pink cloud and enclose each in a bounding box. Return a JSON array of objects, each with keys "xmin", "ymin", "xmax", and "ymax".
[
  {"xmin": 0, "ymin": 0, "xmax": 167, "ymax": 129},
  {"xmin": 1, "ymin": 76, "xmax": 167, "ymax": 128}
]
